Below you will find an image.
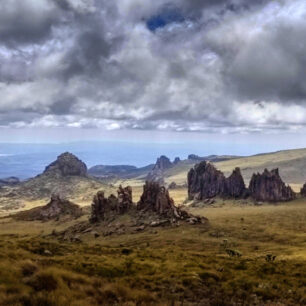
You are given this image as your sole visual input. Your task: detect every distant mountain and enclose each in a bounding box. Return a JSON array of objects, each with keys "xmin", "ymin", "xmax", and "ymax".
[
  {"xmin": 188, "ymin": 154, "xmax": 241, "ymax": 162},
  {"xmin": 88, "ymin": 164, "xmax": 154, "ymax": 179}
]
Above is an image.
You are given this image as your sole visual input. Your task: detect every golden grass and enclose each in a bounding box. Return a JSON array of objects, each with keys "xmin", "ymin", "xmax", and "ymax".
[{"xmin": 0, "ymin": 200, "xmax": 305, "ymax": 305}]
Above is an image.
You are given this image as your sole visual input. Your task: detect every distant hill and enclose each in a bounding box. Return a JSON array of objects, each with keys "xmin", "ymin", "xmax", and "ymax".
[
  {"xmin": 0, "ymin": 152, "xmax": 115, "ymax": 213},
  {"xmin": 88, "ymin": 164, "xmax": 154, "ymax": 179}
]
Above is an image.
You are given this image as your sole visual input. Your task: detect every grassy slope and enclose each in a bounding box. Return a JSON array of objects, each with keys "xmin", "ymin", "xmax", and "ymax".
[
  {"xmin": 0, "ymin": 201, "xmax": 304, "ymax": 305},
  {"xmin": 164, "ymin": 148, "xmax": 306, "ymax": 191}
]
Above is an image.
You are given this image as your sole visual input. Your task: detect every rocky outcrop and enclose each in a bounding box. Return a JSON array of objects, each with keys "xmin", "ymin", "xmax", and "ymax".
[
  {"xmin": 137, "ymin": 181, "xmax": 177, "ymax": 217},
  {"xmin": 44, "ymin": 152, "xmax": 87, "ymax": 177},
  {"xmin": 188, "ymin": 162, "xmax": 294, "ymax": 202},
  {"xmin": 117, "ymin": 185, "xmax": 133, "ymax": 214},
  {"xmin": 188, "ymin": 161, "xmax": 227, "ymax": 200},
  {"xmin": 90, "ymin": 186, "xmax": 133, "ymax": 222},
  {"xmin": 300, "ymin": 183, "xmax": 306, "ymax": 197},
  {"xmin": 226, "ymin": 167, "xmax": 247, "ymax": 198},
  {"xmin": 248, "ymin": 169, "xmax": 295, "ymax": 202},
  {"xmin": 138, "ymin": 181, "xmax": 203, "ymax": 223},
  {"xmin": 153, "ymin": 155, "xmax": 172, "ymax": 171},
  {"xmin": 15, "ymin": 194, "xmax": 82, "ymax": 221},
  {"xmin": 146, "ymin": 155, "xmax": 173, "ymax": 184}
]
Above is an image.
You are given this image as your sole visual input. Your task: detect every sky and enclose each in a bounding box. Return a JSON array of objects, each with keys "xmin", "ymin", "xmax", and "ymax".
[{"xmin": 0, "ymin": 0, "xmax": 306, "ymax": 152}]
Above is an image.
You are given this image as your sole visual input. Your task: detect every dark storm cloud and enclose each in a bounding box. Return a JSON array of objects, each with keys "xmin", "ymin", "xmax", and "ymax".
[{"xmin": 0, "ymin": 0, "xmax": 306, "ymax": 133}]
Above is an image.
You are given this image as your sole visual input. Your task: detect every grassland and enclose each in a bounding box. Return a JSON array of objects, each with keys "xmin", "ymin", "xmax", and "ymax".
[{"xmin": 0, "ymin": 199, "xmax": 304, "ymax": 305}]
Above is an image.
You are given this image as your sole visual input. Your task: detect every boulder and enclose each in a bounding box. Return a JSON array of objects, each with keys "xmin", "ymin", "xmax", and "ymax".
[
  {"xmin": 43, "ymin": 152, "xmax": 87, "ymax": 177},
  {"xmin": 248, "ymin": 169, "xmax": 295, "ymax": 202}
]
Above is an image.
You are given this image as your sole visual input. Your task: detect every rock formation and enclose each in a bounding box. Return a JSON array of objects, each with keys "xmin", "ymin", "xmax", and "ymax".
[
  {"xmin": 153, "ymin": 155, "xmax": 173, "ymax": 171},
  {"xmin": 137, "ymin": 181, "xmax": 202, "ymax": 223},
  {"xmin": 187, "ymin": 161, "xmax": 227, "ymax": 200},
  {"xmin": 44, "ymin": 152, "xmax": 87, "ymax": 177},
  {"xmin": 248, "ymin": 169, "xmax": 295, "ymax": 202},
  {"xmin": 300, "ymin": 183, "xmax": 306, "ymax": 197},
  {"xmin": 188, "ymin": 162, "xmax": 294, "ymax": 202},
  {"xmin": 15, "ymin": 193, "xmax": 82, "ymax": 221},
  {"xmin": 226, "ymin": 167, "xmax": 247, "ymax": 198},
  {"xmin": 117, "ymin": 185, "xmax": 133, "ymax": 214},
  {"xmin": 146, "ymin": 155, "xmax": 173, "ymax": 184},
  {"xmin": 90, "ymin": 186, "xmax": 133, "ymax": 222}
]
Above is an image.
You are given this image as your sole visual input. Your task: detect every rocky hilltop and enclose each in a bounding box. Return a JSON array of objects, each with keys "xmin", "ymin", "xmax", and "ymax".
[
  {"xmin": 0, "ymin": 153, "xmax": 112, "ymax": 212},
  {"xmin": 188, "ymin": 161, "xmax": 294, "ymax": 202},
  {"xmin": 44, "ymin": 152, "xmax": 87, "ymax": 177},
  {"xmin": 249, "ymin": 169, "xmax": 295, "ymax": 202}
]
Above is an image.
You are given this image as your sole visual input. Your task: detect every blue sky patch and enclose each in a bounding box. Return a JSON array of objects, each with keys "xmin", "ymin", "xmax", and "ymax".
[{"xmin": 146, "ymin": 9, "xmax": 185, "ymax": 31}]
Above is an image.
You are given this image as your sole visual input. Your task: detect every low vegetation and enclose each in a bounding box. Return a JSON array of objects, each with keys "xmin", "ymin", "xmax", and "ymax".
[{"xmin": 0, "ymin": 200, "xmax": 304, "ymax": 305}]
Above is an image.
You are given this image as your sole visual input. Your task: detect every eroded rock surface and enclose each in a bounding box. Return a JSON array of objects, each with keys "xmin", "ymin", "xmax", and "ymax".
[
  {"xmin": 44, "ymin": 152, "xmax": 87, "ymax": 177},
  {"xmin": 248, "ymin": 169, "xmax": 295, "ymax": 202},
  {"xmin": 226, "ymin": 167, "xmax": 247, "ymax": 198},
  {"xmin": 188, "ymin": 161, "xmax": 227, "ymax": 200},
  {"xmin": 138, "ymin": 181, "xmax": 203, "ymax": 223},
  {"xmin": 90, "ymin": 186, "xmax": 133, "ymax": 222},
  {"xmin": 146, "ymin": 155, "xmax": 173, "ymax": 184}
]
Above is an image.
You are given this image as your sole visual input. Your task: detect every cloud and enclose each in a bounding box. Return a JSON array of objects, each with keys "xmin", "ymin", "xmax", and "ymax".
[{"xmin": 0, "ymin": 0, "xmax": 306, "ymax": 135}]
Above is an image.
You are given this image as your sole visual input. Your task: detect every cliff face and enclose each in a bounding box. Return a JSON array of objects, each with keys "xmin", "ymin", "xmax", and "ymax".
[
  {"xmin": 248, "ymin": 169, "xmax": 295, "ymax": 202},
  {"xmin": 43, "ymin": 152, "xmax": 87, "ymax": 177}
]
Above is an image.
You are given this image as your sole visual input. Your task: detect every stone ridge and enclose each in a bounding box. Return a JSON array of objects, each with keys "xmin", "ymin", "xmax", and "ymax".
[
  {"xmin": 90, "ymin": 182, "xmax": 203, "ymax": 225},
  {"xmin": 43, "ymin": 152, "xmax": 87, "ymax": 177}
]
